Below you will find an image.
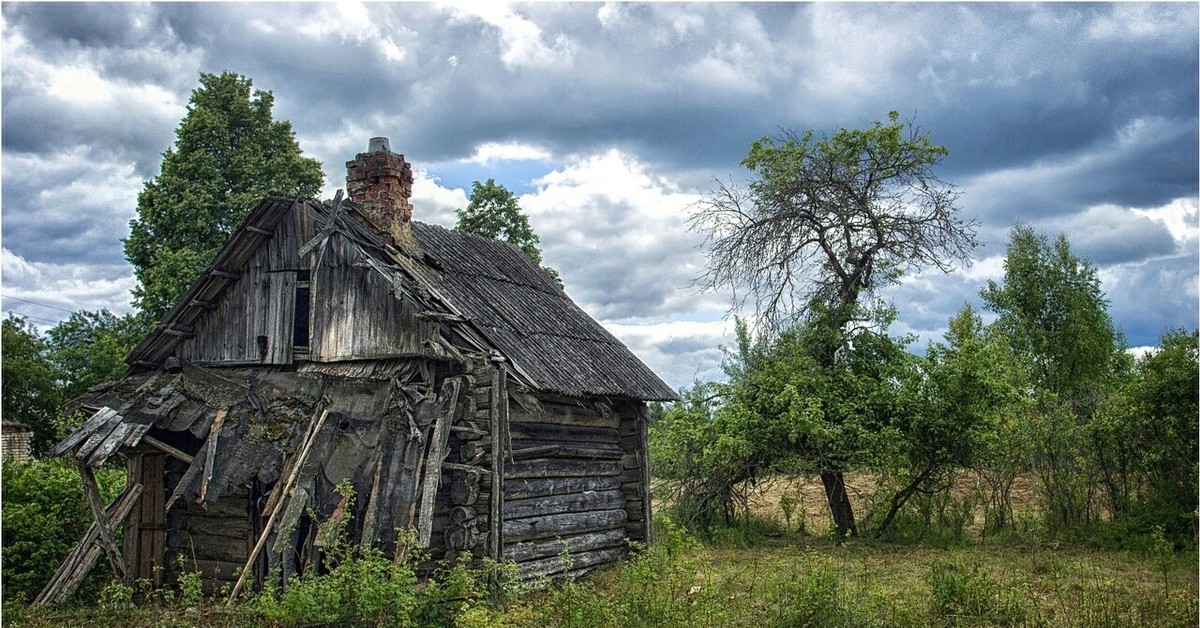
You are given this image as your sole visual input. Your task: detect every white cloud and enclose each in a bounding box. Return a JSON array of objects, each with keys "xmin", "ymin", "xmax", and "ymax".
[
  {"xmin": 411, "ymin": 169, "xmax": 468, "ymax": 227},
  {"xmin": 1130, "ymin": 197, "xmax": 1199, "ymax": 247},
  {"xmin": 443, "ymin": 2, "xmax": 575, "ymax": 69},
  {"xmin": 461, "ymin": 141, "xmax": 552, "ymax": 166},
  {"xmin": 1, "ymin": 248, "xmax": 137, "ymax": 327}
]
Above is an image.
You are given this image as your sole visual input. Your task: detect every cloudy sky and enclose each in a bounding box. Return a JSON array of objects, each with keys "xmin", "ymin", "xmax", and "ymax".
[{"xmin": 2, "ymin": 2, "xmax": 1197, "ymax": 390}]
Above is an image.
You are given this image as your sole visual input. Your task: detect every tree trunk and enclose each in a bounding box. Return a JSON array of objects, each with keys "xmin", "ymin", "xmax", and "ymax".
[{"xmin": 820, "ymin": 470, "xmax": 857, "ymax": 540}]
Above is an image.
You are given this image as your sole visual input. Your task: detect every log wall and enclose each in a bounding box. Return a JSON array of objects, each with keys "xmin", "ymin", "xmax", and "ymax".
[{"xmin": 499, "ymin": 396, "xmax": 640, "ymax": 579}]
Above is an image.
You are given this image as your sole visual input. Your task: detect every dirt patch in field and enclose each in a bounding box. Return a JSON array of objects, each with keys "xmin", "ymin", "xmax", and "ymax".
[{"xmin": 744, "ymin": 472, "xmax": 1041, "ymax": 536}]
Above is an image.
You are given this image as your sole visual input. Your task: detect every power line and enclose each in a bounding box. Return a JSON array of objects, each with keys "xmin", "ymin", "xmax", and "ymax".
[
  {"xmin": 3, "ymin": 309, "xmax": 60, "ymax": 326},
  {"xmin": 1, "ymin": 293, "xmax": 78, "ymax": 314}
]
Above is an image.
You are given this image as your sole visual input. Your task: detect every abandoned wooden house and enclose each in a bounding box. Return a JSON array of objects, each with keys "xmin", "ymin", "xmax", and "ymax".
[{"xmin": 41, "ymin": 137, "xmax": 677, "ymax": 603}]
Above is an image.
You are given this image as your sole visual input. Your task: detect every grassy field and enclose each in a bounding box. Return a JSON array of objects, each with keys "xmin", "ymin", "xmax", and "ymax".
[{"xmin": 7, "ymin": 475, "xmax": 1197, "ymax": 627}]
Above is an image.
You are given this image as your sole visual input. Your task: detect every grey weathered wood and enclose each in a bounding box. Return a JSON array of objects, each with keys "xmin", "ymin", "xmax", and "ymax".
[
  {"xmin": 444, "ymin": 526, "xmax": 478, "ymax": 551},
  {"xmin": 78, "ymin": 461, "xmax": 128, "ymax": 583},
  {"xmin": 33, "ymin": 482, "xmax": 142, "ymax": 606},
  {"xmin": 504, "ymin": 489, "xmax": 626, "ymax": 521},
  {"xmin": 360, "ymin": 448, "xmax": 386, "ymax": 548},
  {"xmin": 488, "ymin": 366, "xmax": 503, "ymax": 561},
  {"xmin": 509, "ymin": 400, "xmax": 620, "ymax": 429},
  {"xmin": 503, "ymin": 509, "xmax": 627, "ymax": 543},
  {"xmin": 638, "ymin": 411, "xmax": 653, "ymax": 546},
  {"xmin": 503, "ymin": 475, "xmax": 623, "ymax": 501},
  {"xmin": 503, "ymin": 528, "xmax": 626, "ymax": 563},
  {"xmin": 51, "ymin": 407, "xmax": 118, "ymax": 457},
  {"xmin": 450, "ymin": 474, "xmax": 481, "ymax": 506},
  {"xmin": 83, "ymin": 420, "xmax": 134, "ymax": 467},
  {"xmin": 449, "ymin": 506, "xmax": 476, "ymax": 525},
  {"xmin": 197, "ymin": 408, "xmax": 227, "ymax": 503},
  {"xmin": 505, "ymin": 458, "xmax": 623, "ymax": 479},
  {"xmin": 516, "ymin": 546, "xmax": 628, "ymax": 580},
  {"xmin": 507, "ymin": 422, "xmax": 621, "ymax": 444},
  {"xmin": 416, "ymin": 377, "xmax": 461, "ymax": 547},
  {"xmin": 508, "ymin": 443, "xmax": 623, "ymax": 461},
  {"xmin": 141, "ymin": 435, "xmax": 195, "ymax": 464}
]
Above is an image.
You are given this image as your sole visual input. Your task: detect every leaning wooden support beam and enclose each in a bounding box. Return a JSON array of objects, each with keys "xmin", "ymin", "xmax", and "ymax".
[
  {"xmin": 33, "ymin": 483, "xmax": 143, "ymax": 606},
  {"xmin": 416, "ymin": 378, "xmax": 461, "ymax": 547},
  {"xmin": 226, "ymin": 407, "xmax": 329, "ymax": 605},
  {"xmin": 78, "ymin": 460, "xmax": 128, "ymax": 584}
]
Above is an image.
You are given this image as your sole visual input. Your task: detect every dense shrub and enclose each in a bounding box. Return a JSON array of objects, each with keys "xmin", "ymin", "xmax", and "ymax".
[{"xmin": 1, "ymin": 459, "xmax": 125, "ymax": 603}]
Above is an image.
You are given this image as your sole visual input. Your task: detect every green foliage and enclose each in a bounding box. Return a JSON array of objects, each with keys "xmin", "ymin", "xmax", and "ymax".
[
  {"xmin": 1, "ymin": 315, "xmax": 63, "ymax": 456},
  {"xmin": 925, "ymin": 558, "xmax": 1030, "ymax": 625},
  {"xmin": 455, "ymin": 178, "xmax": 561, "ymax": 286},
  {"xmin": 1090, "ymin": 329, "xmax": 1199, "ymax": 547},
  {"xmin": 45, "ymin": 309, "xmax": 146, "ymax": 401},
  {"xmin": 1, "ymin": 459, "xmax": 125, "ymax": 603},
  {"xmin": 982, "ymin": 224, "xmax": 1117, "ymax": 404},
  {"xmin": 124, "ymin": 71, "xmax": 323, "ymax": 319}
]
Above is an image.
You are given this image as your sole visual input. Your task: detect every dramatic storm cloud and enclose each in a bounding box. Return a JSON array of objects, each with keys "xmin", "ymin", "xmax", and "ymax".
[{"xmin": 3, "ymin": 2, "xmax": 1196, "ymax": 390}]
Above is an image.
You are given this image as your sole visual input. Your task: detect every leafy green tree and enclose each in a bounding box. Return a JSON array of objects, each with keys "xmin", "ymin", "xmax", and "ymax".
[
  {"xmin": 454, "ymin": 179, "xmax": 561, "ymax": 286},
  {"xmin": 981, "ymin": 224, "xmax": 1117, "ymax": 405},
  {"xmin": 895, "ymin": 305, "xmax": 1029, "ymax": 537},
  {"xmin": 46, "ymin": 310, "xmax": 145, "ymax": 401},
  {"xmin": 981, "ymin": 226, "xmax": 1123, "ymax": 531},
  {"xmin": 691, "ymin": 112, "xmax": 978, "ymax": 537},
  {"xmin": 1093, "ymin": 329, "xmax": 1198, "ymax": 545},
  {"xmin": 1, "ymin": 315, "xmax": 63, "ymax": 456},
  {"xmin": 124, "ymin": 71, "xmax": 324, "ymax": 320}
]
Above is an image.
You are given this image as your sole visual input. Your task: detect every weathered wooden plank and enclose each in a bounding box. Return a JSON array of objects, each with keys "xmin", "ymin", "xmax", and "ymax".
[
  {"xmin": 34, "ymin": 483, "xmax": 142, "ymax": 606},
  {"xmin": 503, "ymin": 476, "xmax": 623, "ymax": 501},
  {"xmin": 85, "ymin": 420, "xmax": 136, "ymax": 467},
  {"xmin": 504, "ymin": 489, "xmax": 625, "ymax": 521},
  {"xmin": 51, "ymin": 407, "xmax": 118, "ymax": 457},
  {"xmin": 637, "ymin": 414, "xmax": 652, "ymax": 545},
  {"xmin": 488, "ymin": 365, "xmax": 504, "ymax": 561},
  {"xmin": 141, "ymin": 435, "xmax": 195, "ymax": 464},
  {"xmin": 503, "ymin": 509, "xmax": 627, "ymax": 544},
  {"xmin": 517, "ymin": 546, "xmax": 628, "ymax": 580},
  {"xmin": 79, "ymin": 461, "xmax": 127, "ymax": 583},
  {"xmin": 505, "ymin": 458, "xmax": 623, "ymax": 479},
  {"xmin": 503, "ymin": 528, "xmax": 626, "ymax": 563},
  {"xmin": 416, "ymin": 377, "xmax": 461, "ymax": 547},
  {"xmin": 507, "ymin": 422, "xmax": 621, "ymax": 444},
  {"xmin": 509, "ymin": 401, "xmax": 620, "ymax": 429},
  {"xmin": 197, "ymin": 408, "xmax": 228, "ymax": 503},
  {"xmin": 509, "ymin": 443, "xmax": 623, "ymax": 461},
  {"xmin": 227, "ymin": 407, "xmax": 329, "ymax": 604}
]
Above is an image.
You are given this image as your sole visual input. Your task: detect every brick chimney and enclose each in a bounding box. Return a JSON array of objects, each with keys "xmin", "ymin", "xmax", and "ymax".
[{"xmin": 346, "ymin": 137, "xmax": 414, "ymax": 234}]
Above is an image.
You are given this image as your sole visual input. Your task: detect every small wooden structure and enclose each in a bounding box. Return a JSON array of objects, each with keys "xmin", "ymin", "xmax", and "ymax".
[{"xmin": 42, "ymin": 139, "xmax": 675, "ymax": 602}]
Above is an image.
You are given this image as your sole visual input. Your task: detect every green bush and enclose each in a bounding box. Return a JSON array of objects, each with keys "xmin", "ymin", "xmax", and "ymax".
[
  {"xmin": 1, "ymin": 459, "xmax": 125, "ymax": 603},
  {"xmin": 926, "ymin": 558, "xmax": 1029, "ymax": 626}
]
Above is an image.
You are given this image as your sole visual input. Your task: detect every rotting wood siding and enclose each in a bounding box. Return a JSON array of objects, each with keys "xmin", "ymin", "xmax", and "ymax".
[
  {"xmin": 309, "ymin": 231, "xmax": 440, "ymax": 361},
  {"xmin": 178, "ymin": 202, "xmax": 442, "ymax": 365}
]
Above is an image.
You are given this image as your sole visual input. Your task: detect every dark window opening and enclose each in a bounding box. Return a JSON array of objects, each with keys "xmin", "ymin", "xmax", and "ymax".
[{"xmin": 293, "ymin": 270, "xmax": 311, "ymax": 349}]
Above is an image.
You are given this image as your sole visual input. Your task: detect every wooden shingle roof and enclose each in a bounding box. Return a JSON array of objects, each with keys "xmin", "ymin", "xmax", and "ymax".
[{"xmin": 411, "ymin": 223, "xmax": 678, "ymax": 401}]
